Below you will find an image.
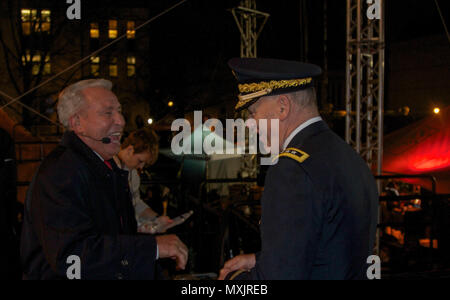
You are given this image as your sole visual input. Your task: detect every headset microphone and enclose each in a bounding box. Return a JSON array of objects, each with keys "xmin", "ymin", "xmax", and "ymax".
[
  {"xmin": 80, "ymin": 133, "xmax": 111, "ymax": 144},
  {"xmin": 101, "ymin": 137, "xmax": 111, "ymax": 144}
]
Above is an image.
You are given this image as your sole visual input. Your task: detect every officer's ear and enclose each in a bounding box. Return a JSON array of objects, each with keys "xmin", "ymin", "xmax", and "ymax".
[{"xmin": 277, "ymin": 95, "xmax": 290, "ymax": 120}]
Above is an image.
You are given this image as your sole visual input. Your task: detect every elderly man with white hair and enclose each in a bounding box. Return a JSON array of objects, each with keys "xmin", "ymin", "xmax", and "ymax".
[{"xmin": 21, "ymin": 79, "xmax": 188, "ymax": 280}]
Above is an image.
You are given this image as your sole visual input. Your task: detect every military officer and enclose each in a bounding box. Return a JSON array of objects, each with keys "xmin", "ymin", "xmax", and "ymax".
[{"xmin": 219, "ymin": 58, "xmax": 379, "ymax": 280}]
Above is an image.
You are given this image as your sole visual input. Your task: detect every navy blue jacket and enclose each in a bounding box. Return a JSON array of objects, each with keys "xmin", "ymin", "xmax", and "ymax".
[
  {"xmin": 21, "ymin": 131, "xmax": 158, "ymax": 279},
  {"xmin": 243, "ymin": 120, "xmax": 379, "ymax": 279}
]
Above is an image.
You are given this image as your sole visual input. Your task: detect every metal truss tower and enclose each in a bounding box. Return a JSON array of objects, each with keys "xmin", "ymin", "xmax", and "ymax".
[
  {"xmin": 230, "ymin": 1, "xmax": 270, "ymax": 181},
  {"xmin": 345, "ymin": 0, "xmax": 385, "ymax": 175},
  {"xmin": 346, "ymin": 0, "xmax": 385, "ymax": 255},
  {"xmin": 231, "ymin": 0, "xmax": 270, "ymax": 58}
]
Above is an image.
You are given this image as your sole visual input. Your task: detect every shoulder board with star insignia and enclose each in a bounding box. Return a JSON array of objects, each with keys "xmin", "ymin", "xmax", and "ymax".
[{"xmin": 275, "ymin": 147, "xmax": 310, "ymax": 164}]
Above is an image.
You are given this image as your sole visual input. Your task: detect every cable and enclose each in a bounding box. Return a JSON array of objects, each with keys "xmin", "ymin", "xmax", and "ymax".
[
  {"xmin": 434, "ymin": 0, "xmax": 450, "ymax": 44},
  {"xmin": 0, "ymin": 89, "xmax": 63, "ymax": 128},
  {"xmin": 0, "ymin": 0, "xmax": 189, "ymax": 113}
]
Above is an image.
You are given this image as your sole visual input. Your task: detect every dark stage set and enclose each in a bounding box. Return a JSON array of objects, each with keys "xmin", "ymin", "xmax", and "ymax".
[{"xmin": 0, "ymin": 0, "xmax": 449, "ymax": 280}]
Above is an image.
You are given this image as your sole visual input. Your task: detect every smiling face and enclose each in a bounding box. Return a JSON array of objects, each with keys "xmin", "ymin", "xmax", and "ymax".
[{"xmin": 71, "ymin": 86, "xmax": 125, "ymax": 160}]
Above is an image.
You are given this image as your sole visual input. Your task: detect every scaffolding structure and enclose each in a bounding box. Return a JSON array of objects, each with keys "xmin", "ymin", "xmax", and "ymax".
[
  {"xmin": 345, "ymin": 0, "xmax": 385, "ymax": 174},
  {"xmin": 346, "ymin": 0, "xmax": 385, "ymax": 255},
  {"xmin": 231, "ymin": 0, "xmax": 270, "ymax": 179},
  {"xmin": 231, "ymin": 0, "xmax": 270, "ymax": 58}
]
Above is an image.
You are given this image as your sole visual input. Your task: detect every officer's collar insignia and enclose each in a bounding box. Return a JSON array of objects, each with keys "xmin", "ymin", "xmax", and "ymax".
[{"xmin": 273, "ymin": 147, "xmax": 309, "ymax": 164}]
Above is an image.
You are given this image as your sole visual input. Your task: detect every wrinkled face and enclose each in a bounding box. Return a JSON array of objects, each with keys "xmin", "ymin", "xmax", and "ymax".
[
  {"xmin": 72, "ymin": 87, "xmax": 125, "ymax": 160},
  {"xmin": 247, "ymin": 96, "xmax": 280, "ymax": 149}
]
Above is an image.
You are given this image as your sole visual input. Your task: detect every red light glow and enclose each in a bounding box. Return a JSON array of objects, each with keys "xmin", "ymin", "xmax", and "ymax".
[
  {"xmin": 412, "ymin": 156, "xmax": 450, "ymax": 171},
  {"xmin": 383, "ymin": 106, "xmax": 450, "ymax": 193}
]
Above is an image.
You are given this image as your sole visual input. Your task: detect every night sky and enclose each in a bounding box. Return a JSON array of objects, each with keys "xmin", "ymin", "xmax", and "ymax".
[
  {"xmin": 63, "ymin": 0, "xmax": 449, "ymax": 121},
  {"xmin": 128, "ymin": 0, "xmax": 449, "ymax": 117}
]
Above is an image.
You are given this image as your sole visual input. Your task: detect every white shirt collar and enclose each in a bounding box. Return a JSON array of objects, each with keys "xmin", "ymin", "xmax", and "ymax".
[
  {"xmin": 93, "ymin": 150, "xmax": 104, "ymax": 162},
  {"xmin": 282, "ymin": 116, "xmax": 323, "ymax": 150}
]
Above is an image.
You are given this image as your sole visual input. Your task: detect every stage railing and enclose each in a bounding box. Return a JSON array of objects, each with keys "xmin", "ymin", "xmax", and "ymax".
[{"xmin": 375, "ymin": 174, "xmax": 449, "ymax": 269}]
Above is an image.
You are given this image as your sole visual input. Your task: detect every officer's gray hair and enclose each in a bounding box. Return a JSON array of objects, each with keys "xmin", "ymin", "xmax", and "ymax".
[
  {"xmin": 57, "ymin": 79, "xmax": 113, "ymax": 128},
  {"xmin": 287, "ymin": 87, "xmax": 318, "ymax": 112}
]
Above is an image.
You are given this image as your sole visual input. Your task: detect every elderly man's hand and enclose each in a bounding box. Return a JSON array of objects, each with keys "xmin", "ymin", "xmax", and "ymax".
[
  {"xmin": 218, "ymin": 254, "xmax": 256, "ymax": 280},
  {"xmin": 155, "ymin": 235, "xmax": 188, "ymax": 271}
]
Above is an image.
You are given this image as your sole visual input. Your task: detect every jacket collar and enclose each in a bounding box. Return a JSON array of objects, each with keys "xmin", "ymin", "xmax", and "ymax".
[
  {"xmin": 285, "ymin": 120, "xmax": 330, "ymax": 150},
  {"xmin": 282, "ymin": 117, "xmax": 323, "ymax": 150},
  {"xmin": 61, "ymin": 131, "xmax": 123, "ymax": 178}
]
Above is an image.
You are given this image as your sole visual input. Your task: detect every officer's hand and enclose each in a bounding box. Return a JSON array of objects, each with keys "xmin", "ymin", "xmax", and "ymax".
[
  {"xmin": 155, "ymin": 235, "xmax": 188, "ymax": 270},
  {"xmin": 218, "ymin": 254, "xmax": 256, "ymax": 280}
]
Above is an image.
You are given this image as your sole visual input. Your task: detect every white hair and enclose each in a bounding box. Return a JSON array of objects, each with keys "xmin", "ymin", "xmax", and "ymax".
[
  {"xmin": 288, "ymin": 87, "xmax": 318, "ymax": 112},
  {"xmin": 57, "ymin": 79, "xmax": 113, "ymax": 128}
]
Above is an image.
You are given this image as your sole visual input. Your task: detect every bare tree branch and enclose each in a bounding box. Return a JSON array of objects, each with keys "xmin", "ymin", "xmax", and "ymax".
[{"xmin": 0, "ymin": 34, "xmax": 21, "ymax": 94}]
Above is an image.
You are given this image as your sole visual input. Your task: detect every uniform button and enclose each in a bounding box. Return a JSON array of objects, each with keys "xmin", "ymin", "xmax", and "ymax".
[
  {"xmin": 116, "ymin": 273, "xmax": 124, "ymax": 280},
  {"xmin": 121, "ymin": 260, "xmax": 129, "ymax": 267}
]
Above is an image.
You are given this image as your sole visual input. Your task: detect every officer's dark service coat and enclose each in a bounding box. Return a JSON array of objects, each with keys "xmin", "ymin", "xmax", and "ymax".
[
  {"xmin": 21, "ymin": 131, "xmax": 158, "ymax": 279},
  {"xmin": 246, "ymin": 120, "xmax": 379, "ymax": 279}
]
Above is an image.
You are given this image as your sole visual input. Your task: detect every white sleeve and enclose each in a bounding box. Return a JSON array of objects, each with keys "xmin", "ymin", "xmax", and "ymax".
[{"xmin": 130, "ymin": 169, "xmax": 149, "ymax": 217}]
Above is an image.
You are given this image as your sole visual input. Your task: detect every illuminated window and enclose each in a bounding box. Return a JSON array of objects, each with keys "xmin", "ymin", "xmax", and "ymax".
[
  {"xmin": 108, "ymin": 20, "xmax": 118, "ymax": 39},
  {"xmin": 21, "ymin": 9, "xmax": 31, "ymax": 33},
  {"xmin": 41, "ymin": 10, "xmax": 51, "ymax": 32},
  {"xmin": 43, "ymin": 55, "xmax": 51, "ymax": 75},
  {"xmin": 90, "ymin": 23, "xmax": 99, "ymax": 39},
  {"xmin": 21, "ymin": 9, "xmax": 50, "ymax": 35},
  {"xmin": 109, "ymin": 57, "xmax": 118, "ymax": 77},
  {"xmin": 127, "ymin": 21, "xmax": 135, "ymax": 39},
  {"xmin": 127, "ymin": 56, "xmax": 136, "ymax": 77},
  {"xmin": 22, "ymin": 50, "xmax": 50, "ymax": 75},
  {"xmin": 21, "ymin": 50, "xmax": 31, "ymax": 65},
  {"xmin": 21, "ymin": 9, "xmax": 32, "ymax": 21},
  {"xmin": 31, "ymin": 54, "xmax": 41, "ymax": 75},
  {"xmin": 90, "ymin": 56, "xmax": 100, "ymax": 77},
  {"xmin": 21, "ymin": 9, "xmax": 34, "ymax": 35}
]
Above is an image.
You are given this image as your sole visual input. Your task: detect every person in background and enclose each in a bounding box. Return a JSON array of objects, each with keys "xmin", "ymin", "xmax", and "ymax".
[{"xmin": 114, "ymin": 128, "xmax": 173, "ymax": 233}]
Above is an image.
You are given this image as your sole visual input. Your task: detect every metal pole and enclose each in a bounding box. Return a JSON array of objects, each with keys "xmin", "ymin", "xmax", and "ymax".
[
  {"xmin": 376, "ymin": 2, "xmax": 385, "ymax": 257},
  {"xmin": 345, "ymin": 0, "xmax": 352, "ymax": 145},
  {"xmin": 356, "ymin": 0, "xmax": 362, "ymax": 153},
  {"xmin": 322, "ymin": 0, "xmax": 329, "ymax": 108},
  {"xmin": 378, "ymin": 2, "xmax": 385, "ymax": 177}
]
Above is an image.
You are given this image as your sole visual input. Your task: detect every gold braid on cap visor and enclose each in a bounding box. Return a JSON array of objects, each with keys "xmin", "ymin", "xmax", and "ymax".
[{"xmin": 236, "ymin": 77, "xmax": 312, "ymax": 110}]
